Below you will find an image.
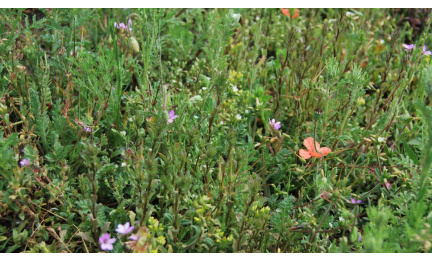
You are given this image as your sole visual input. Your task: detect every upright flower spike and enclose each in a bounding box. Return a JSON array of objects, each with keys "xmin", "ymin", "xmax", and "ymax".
[
  {"xmin": 402, "ymin": 44, "xmax": 416, "ymax": 50},
  {"xmin": 116, "ymin": 222, "xmax": 135, "ymax": 235},
  {"xmin": 422, "ymin": 45, "xmax": 432, "ymax": 55},
  {"xmin": 269, "ymin": 119, "xmax": 281, "ymax": 130},
  {"xmin": 99, "ymin": 233, "xmax": 116, "ymax": 251},
  {"xmin": 168, "ymin": 110, "xmax": 178, "ymax": 124},
  {"xmin": 298, "ymin": 137, "xmax": 331, "ymax": 159}
]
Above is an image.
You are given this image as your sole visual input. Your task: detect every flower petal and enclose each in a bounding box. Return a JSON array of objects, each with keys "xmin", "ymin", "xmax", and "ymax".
[
  {"xmin": 299, "ymin": 149, "xmax": 311, "ymax": 159},
  {"xmin": 310, "ymin": 151, "xmax": 323, "ymax": 158},
  {"xmin": 303, "ymin": 137, "xmax": 320, "ymax": 153},
  {"xmin": 318, "ymin": 147, "xmax": 331, "ymax": 156},
  {"xmin": 281, "ymin": 8, "xmax": 290, "ymax": 17}
]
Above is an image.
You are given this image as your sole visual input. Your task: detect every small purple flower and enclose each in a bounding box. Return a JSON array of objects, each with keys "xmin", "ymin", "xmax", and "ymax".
[
  {"xmin": 358, "ymin": 235, "xmax": 362, "ymax": 242},
  {"xmin": 351, "ymin": 198, "xmax": 362, "ymax": 204},
  {"xmin": 168, "ymin": 110, "xmax": 178, "ymax": 124},
  {"xmin": 115, "ymin": 222, "xmax": 134, "ymax": 235},
  {"xmin": 99, "ymin": 233, "xmax": 116, "ymax": 251},
  {"xmin": 83, "ymin": 126, "xmax": 91, "ymax": 133},
  {"xmin": 269, "ymin": 119, "xmax": 281, "ymax": 130},
  {"xmin": 423, "ymin": 45, "xmax": 432, "ymax": 55},
  {"xmin": 114, "ymin": 21, "xmax": 132, "ymax": 31},
  {"xmin": 20, "ymin": 159, "xmax": 30, "ymax": 167},
  {"xmin": 129, "ymin": 234, "xmax": 141, "ymax": 241},
  {"xmin": 402, "ymin": 44, "xmax": 416, "ymax": 50}
]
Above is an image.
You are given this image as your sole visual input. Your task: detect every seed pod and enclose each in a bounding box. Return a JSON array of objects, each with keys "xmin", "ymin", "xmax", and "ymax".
[
  {"xmin": 129, "ymin": 36, "xmax": 139, "ymax": 53},
  {"xmin": 314, "ymin": 108, "xmax": 323, "ymax": 120}
]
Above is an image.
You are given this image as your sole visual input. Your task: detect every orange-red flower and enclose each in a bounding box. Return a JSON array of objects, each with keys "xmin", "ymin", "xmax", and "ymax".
[
  {"xmin": 281, "ymin": 8, "xmax": 299, "ymax": 19},
  {"xmin": 299, "ymin": 137, "xmax": 331, "ymax": 159}
]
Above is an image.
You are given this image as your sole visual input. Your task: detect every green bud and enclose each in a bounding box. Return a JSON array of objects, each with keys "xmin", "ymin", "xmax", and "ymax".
[
  {"xmin": 314, "ymin": 108, "xmax": 323, "ymax": 120},
  {"xmin": 129, "ymin": 37, "xmax": 140, "ymax": 53}
]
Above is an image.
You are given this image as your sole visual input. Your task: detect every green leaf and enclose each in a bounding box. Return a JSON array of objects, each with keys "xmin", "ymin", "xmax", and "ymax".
[
  {"xmin": 402, "ymin": 139, "xmax": 419, "ymax": 165},
  {"xmin": 182, "ymin": 225, "xmax": 202, "ymax": 249}
]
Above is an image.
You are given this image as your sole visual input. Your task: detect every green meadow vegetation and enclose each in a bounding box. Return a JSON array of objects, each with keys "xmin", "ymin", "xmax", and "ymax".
[{"xmin": 1, "ymin": 8, "xmax": 432, "ymax": 253}]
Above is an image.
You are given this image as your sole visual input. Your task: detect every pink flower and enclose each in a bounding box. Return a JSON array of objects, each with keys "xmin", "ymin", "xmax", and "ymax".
[
  {"xmin": 358, "ymin": 235, "xmax": 362, "ymax": 242},
  {"xmin": 402, "ymin": 44, "xmax": 416, "ymax": 50},
  {"xmin": 269, "ymin": 119, "xmax": 281, "ymax": 130},
  {"xmin": 168, "ymin": 110, "xmax": 178, "ymax": 124},
  {"xmin": 83, "ymin": 126, "xmax": 91, "ymax": 132},
  {"xmin": 99, "ymin": 233, "xmax": 116, "ymax": 251},
  {"xmin": 115, "ymin": 222, "xmax": 134, "ymax": 235},
  {"xmin": 20, "ymin": 159, "xmax": 30, "ymax": 167},
  {"xmin": 350, "ymin": 198, "xmax": 362, "ymax": 204},
  {"xmin": 423, "ymin": 45, "xmax": 432, "ymax": 55},
  {"xmin": 385, "ymin": 181, "xmax": 392, "ymax": 189},
  {"xmin": 129, "ymin": 234, "xmax": 141, "ymax": 241},
  {"xmin": 114, "ymin": 21, "xmax": 132, "ymax": 31}
]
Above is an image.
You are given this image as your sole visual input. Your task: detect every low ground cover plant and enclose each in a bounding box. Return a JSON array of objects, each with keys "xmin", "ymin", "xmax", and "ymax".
[{"xmin": 1, "ymin": 8, "xmax": 432, "ymax": 253}]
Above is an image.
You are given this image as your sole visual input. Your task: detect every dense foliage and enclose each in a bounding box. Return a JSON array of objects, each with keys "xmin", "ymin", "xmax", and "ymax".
[{"xmin": 1, "ymin": 8, "xmax": 432, "ymax": 253}]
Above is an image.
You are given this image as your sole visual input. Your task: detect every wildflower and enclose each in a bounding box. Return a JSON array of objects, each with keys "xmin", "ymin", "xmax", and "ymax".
[
  {"xmin": 351, "ymin": 198, "xmax": 362, "ymax": 204},
  {"xmin": 236, "ymin": 114, "xmax": 242, "ymax": 120},
  {"xmin": 298, "ymin": 137, "xmax": 331, "ymax": 159},
  {"xmin": 281, "ymin": 8, "xmax": 299, "ymax": 19},
  {"xmin": 377, "ymin": 137, "xmax": 386, "ymax": 143},
  {"xmin": 423, "ymin": 45, "xmax": 432, "ymax": 55},
  {"xmin": 116, "ymin": 222, "xmax": 135, "ymax": 235},
  {"xmin": 129, "ymin": 234, "xmax": 140, "ymax": 241},
  {"xmin": 20, "ymin": 158, "xmax": 30, "ymax": 167},
  {"xmin": 232, "ymin": 86, "xmax": 239, "ymax": 92},
  {"xmin": 358, "ymin": 235, "xmax": 362, "ymax": 242},
  {"xmin": 385, "ymin": 181, "xmax": 392, "ymax": 189},
  {"xmin": 83, "ymin": 126, "xmax": 91, "ymax": 132},
  {"xmin": 114, "ymin": 21, "xmax": 132, "ymax": 31},
  {"xmin": 402, "ymin": 44, "xmax": 415, "ymax": 50},
  {"xmin": 168, "ymin": 110, "xmax": 178, "ymax": 124},
  {"xmin": 269, "ymin": 119, "xmax": 281, "ymax": 130},
  {"xmin": 99, "ymin": 233, "xmax": 116, "ymax": 251}
]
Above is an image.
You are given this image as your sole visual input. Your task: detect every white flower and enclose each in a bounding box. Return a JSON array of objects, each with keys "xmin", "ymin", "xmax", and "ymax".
[
  {"xmin": 220, "ymin": 121, "xmax": 224, "ymax": 125},
  {"xmin": 189, "ymin": 95, "xmax": 203, "ymax": 103},
  {"xmin": 378, "ymin": 137, "xmax": 386, "ymax": 143},
  {"xmin": 232, "ymin": 86, "xmax": 239, "ymax": 92},
  {"xmin": 232, "ymin": 13, "xmax": 241, "ymax": 22},
  {"xmin": 121, "ymin": 162, "xmax": 126, "ymax": 167},
  {"xmin": 346, "ymin": 11, "xmax": 355, "ymax": 17},
  {"xmin": 236, "ymin": 114, "xmax": 242, "ymax": 120}
]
